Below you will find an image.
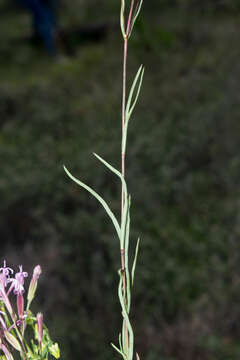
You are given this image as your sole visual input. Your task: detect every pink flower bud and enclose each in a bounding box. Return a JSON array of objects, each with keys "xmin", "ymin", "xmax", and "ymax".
[
  {"xmin": 17, "ymin": 294, "xmax": 24, "ymax": 320},
  {"xmin": 27, "ymin": 265, "xmax": 42, "ymax": 306},
  {"xmin": 37, "ymin": 312, "xmax": 43, "ymax": 345},
  {"xmin": 33, "ymin": 265, "xmax": 42, "ymax": 280}
]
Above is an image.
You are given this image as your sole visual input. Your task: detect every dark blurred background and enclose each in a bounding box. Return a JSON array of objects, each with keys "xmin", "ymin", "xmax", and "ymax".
[{"xmin": 1, "ymin": 0, "xmax": 240, "ymax": 359}]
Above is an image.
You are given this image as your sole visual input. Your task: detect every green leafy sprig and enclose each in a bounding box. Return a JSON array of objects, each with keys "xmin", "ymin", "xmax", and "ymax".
[{"xmin": 64, "ymin": 1, "xmax": 144, "ymax": 360}]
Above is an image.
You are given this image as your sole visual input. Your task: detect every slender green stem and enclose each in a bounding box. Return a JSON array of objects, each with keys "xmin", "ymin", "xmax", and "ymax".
[
  {"xmin": 121, "ymin": 33, "xmax": 129, "ymax": 360},
  {"xmin": 121, "ymin": 1, "xmax": 136, "ymax": 357},
  {"xmin": 121, "ymin": 36, "xmax": 128, "ymax": 222}
]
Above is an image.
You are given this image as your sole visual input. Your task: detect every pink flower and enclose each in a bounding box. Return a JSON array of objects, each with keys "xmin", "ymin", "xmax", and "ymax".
[
  {"xmin": 0, "ymin": 260, "xmax": 13, "ymax": 288},
  {"xmin": 8, "ymin": 265, "xmax": 28, "ymax": 296}
]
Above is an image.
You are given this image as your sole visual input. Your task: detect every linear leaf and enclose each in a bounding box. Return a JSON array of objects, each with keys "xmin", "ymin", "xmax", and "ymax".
[
  {"xmin": 120, "ymin": 0, "xmax": 126, "ymax": 38},
  {"xmin": 93, "ymin": 153, "xmax": 128, "ymax": 247},
  {"xmin": 120, "ymin": 316, "xmax": 130, "ymax": 358},
  {"xmin": 93, "ymin": 153, "xmax": 128, "ymax": 200},
  {"xmin": 129, "ymin": 0, "xmax": 143, "ymax": 37},
  {"xmin": 131, "ymin": 238, "xmax": 140, "ymax": 286},
  {"xmin": 122, "ymin": 65, "xmax": 144, "ymax": 154},
  {"xmin": 111, "ymin": 343, "xmax": 127, "ymax": 360},
  {"xmin": 119, "ymin": 333, "xmax": 123, "ymax": 353},
  {"xmin": 124, "ymin": 197, "xmax": 131, "ymax": 312},
  {"xmin": 63, "ymin": 166, "xmax": 121, "ymax": 240},
  {"xmin": 118, "ymin": 271, "xmax": 134, "ymax": 360},
  {"xmin": 128, "ymin": 67, "xmax": 144, "ymax": 119},
  {"xmin": 122, "ymin": 319, "xmax": 126, "ymax": 355}
]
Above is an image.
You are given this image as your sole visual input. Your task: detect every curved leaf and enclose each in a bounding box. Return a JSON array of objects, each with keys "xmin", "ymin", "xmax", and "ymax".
[{"xmin": 64, "ymin": 166, "xmax": 121, "ymax": 240}]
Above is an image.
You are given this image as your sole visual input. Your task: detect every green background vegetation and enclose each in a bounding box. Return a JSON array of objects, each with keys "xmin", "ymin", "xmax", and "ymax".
[{"xmin": 1, "ymin": 1, "xmax": 240, "ymax": 359}]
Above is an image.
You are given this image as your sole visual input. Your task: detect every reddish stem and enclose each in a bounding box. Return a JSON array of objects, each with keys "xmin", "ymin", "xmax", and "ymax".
[{"xmin": 126, "ymin": 0, "xmax": 135, "ymax": 36}]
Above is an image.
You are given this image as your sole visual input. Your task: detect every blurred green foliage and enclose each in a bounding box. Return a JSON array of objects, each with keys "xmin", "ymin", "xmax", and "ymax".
[{"xmin": 0, "ymin": 1, "xmax": 240, "ymax": 360}]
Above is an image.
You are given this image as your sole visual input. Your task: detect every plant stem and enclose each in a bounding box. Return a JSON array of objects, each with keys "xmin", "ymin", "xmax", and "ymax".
[
  {"xmin": 121, "ymin": 1, "xmax": 135, "ymax": 356},
  {"xmin": 121, "ymin": 34, "xmax": 129, "ymax": 357},
  {"xmin": 121, "ymin": 36, "xmax": 128, "ymax": 221}
]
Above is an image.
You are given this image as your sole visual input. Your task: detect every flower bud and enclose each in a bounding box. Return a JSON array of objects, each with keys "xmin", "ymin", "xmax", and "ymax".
[
  {"xmin": 36, "ymin": 312, "xmax": 43, "ymax": 344},
  {"xmin": 17, "ymin": 294, "xmax": 24, "ymax": 320},
  {"xmin": 27, "ymin": 265, "xmax": 42, "ymax": 306}
]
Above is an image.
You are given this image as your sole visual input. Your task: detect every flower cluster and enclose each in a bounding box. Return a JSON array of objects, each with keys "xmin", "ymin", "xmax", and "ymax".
[{"xmin": 0, "ymin": 261, "xmax": 60, "ymax": 360}]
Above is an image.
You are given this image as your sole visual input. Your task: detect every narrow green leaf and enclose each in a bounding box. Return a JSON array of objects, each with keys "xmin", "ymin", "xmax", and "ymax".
[
  {"xmin": 120, "ymin": 0, "xmax": 126, "ymax": 38},
  {"xmin": 93, "ymin": 153, "xmax": 128, "ymax": 196},
  {"xmin": 93, "ymin": 153, "xmax": 128, "ymax": 199},
  {"xmin": 119, "ymin": 333, "xmax": 123, "ymax": 353},
  {"xmin": 63, "ymin": 166, "xmax": 121, "ymax": 240},
  {"xmin": 128, "ymin": 67, "xmax": 144, "ymax": 119},
  {"xmin": 125, "ymin": 65, "xmax": 143, "ymax": 121},
  {"xmin": 129, "ymin": 0, "xmax": 143, "ymax": 37},
  {"xmin": 93, "ymin": 152, "xmax": 128, "ymax": 247},
  {"xmin": 127, "ymin": 65, "xmax": 142, "ymax": 107},
  {"xmin": 122, "ymin": 65, "xmax": 145, "ymax": 154},
  {"xmin": 131, "ymin": 238, "xmax": 140, "ymax": 286},
  {"xmin": 124, "ymin": 196, "xmax": 131, "ymax": 312},
  {"xmin": 120, "ymin": 277, "xmax": 131, "ymax": 354},
  {"xmin": 118, "ymin": 271, "xmax": 134, "ymax": 360},
  {"xmin": 111, "ymin": 343, "xmax": 127, "ymax": 360}
]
